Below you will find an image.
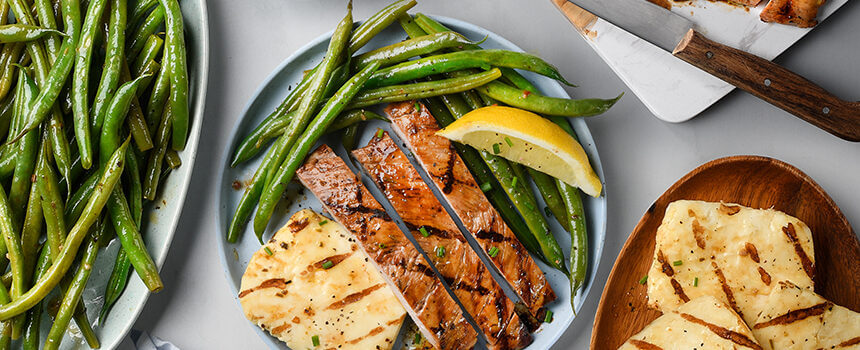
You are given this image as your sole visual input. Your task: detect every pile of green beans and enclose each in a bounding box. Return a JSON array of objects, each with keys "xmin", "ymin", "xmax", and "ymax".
[
  {"xmin": 227, "ymin": 0, "xmax": 617, "ymax": 314},
  {"xmin": 0, "ymin": 0, "xmax": 191, "ymax": 347}
]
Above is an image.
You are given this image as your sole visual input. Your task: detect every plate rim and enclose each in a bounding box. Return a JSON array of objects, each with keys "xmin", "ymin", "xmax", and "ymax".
[
  {"xmin": 215, "ymin": 14, "xmax": 608, "ymax": 349},
  {"xmin": 590, "ymin": 155, "xmax": 859, "ymax": 348}
]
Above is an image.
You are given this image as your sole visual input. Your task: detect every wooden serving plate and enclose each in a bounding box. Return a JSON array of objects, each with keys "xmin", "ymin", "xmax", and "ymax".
[{"xmin": 591, "ymin": 155, "xmax": 860, "ymax": 349}]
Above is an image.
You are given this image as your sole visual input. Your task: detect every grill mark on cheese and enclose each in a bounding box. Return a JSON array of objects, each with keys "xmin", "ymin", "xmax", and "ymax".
[
  {"xmin": 837, "ymin": 337, "xmax": 860, "ymax": 348},
  {"xmin": 753, "ymin": 302, "xmax": 830, "ymax": 329},
  {"xmin": 745, "ymin": 242, "xmax": 760, "ymax": 263},
  {"xmin": 288, "ymin": 217, "xmax": 309, "ymax": 233},
  {"xmin": 657, "ymin": 250, "xmax": 689, "ymax": 302},
  {"xmin": 782, "ymin": 223, "xmax": 815, "ymax": 279},
  {"xmin": 711, "ymin": 260, "xmax": 743, "ymax": 320},
  {"xmin": 386, "ymin": 101, "xmax": 554, "ymax": 317},
  {"xmin": 718, "ymin": 203, "xmax": 741, "ymax": 215},
  {"xmin": 691, "ymin": 219, "xmax": 706, "ymax": 249},
  {"xmin": 270, "ymin": 323, "xmax": 291, "ymax": 334},
  {"xmin": 238, "ymin": 278, "xmax": 291, "ymax": 298},
  {"xmin": 628, "ymin": 339, "xmax": 664, "ymax": 350},
  {"xmin": 312, "ymin": 252, "xmax": 353, "ymax": 270},
  {"xmin": 680, "ymin": 313, "xmax": 763, "ymax": 350},
  {"xmin": 346, "ymin": 326, "xmax": 386, "ymax": 345},
  {"xmin": 354, "ymin": 134, "xmax": 532, "ymax": 349},
  {"xmin": 757, "ymin": 266, "xmax": 772, "ymax": 285}
]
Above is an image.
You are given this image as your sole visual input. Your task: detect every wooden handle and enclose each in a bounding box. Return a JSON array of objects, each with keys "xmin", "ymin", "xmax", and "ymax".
[{"xmin": 673, "ymin": 29, "xmax": 860, "ymax": 142}]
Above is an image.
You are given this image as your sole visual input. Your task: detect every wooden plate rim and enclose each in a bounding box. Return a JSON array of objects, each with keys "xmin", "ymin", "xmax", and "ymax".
[{"xmin": 590, "ymin": 155, "xmax": 857, "ymax": 348}]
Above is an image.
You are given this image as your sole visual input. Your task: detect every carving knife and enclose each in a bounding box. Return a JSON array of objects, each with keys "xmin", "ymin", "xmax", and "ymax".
[{"xmin": 553, "ymin": 0, "xmax": 860, "ymax": 141}]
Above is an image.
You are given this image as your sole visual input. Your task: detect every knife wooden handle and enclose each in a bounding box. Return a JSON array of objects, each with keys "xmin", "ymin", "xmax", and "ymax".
[{"xmin": 673, "ymin": 29, "xmax": 860, "ymax": 142}]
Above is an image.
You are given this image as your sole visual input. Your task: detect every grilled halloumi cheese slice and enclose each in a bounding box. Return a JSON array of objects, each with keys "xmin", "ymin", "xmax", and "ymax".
[
  {"xmin": 648, "ymin": 200, "xmax": 815, "ymax": 324},
  {"xmin": 752, "ymin": 281, "xmax": 860, "ymax": 350},
  {"xmin": 620, "ymin": 295, "xmax": 762, "ymax": 350},
  {"xmin": 239, "ymin": 209, "xmax": 406, "ymax": 349}
]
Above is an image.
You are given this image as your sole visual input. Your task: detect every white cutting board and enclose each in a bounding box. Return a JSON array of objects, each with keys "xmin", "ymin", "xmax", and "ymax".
[{"xmin": 553, "ymin": 0, "xmax": 850, "ymax": 123}]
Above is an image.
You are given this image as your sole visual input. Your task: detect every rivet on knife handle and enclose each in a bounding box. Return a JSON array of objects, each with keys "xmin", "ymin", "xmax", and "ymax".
[{"xmin": 673, "ymin": 29, "xmax": 860, "ymax": 142}]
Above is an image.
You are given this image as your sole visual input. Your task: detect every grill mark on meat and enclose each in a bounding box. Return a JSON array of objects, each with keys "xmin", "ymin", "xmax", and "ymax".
[
  {"xmin": 712, "ymin": 260, "xmax": 743, "ymax": 320},
  {"xmin": 758, "ymin": 267, "xmax": 772, "ymax": 285},
  {"xmin": 312, "ymin": 252, "xmax": 352, "ymax": 270},
  {"xmin": 629, "ymin": 339, "xmax": 664, "ymax": 350},
  {"xmin": 326, "ymin": 283, "xmax": 385, "ymax": 310},
  {"xmin": 438, "ymin": 144, "xmax": 458, "ymax": 194},
  {"xmin": 680, "ymin": 313, "xmax": 762, "ymax": 350},
  {"xmin": 386, "ymin": 101, "xmax": 554, "ymax": 318},
  {"xmin": 692, "ymin": 219, "xmax": 706, "ymax": 249},
  {"xmin": 288, "ymin": 217, "xmax": 309, "ymax": 233},
  {"xmin": 238, "ymin": 278, "xmax": 291, "ymax": 298},
  {"xmin": 745, "ymin": 242, "xmax": 760, "ymax": 263},
  {"xmin": 327, "ymin": 203, "xmax": 391, "ymax": 222},
  {"xmin": 782, "ymin": 223, "xmax": 815, "ymax": 279},
  {"xmin": 753, "ymin": 302, "xmax": 830, "ymax": 329},
  {"xmin": 354, "ymin": 134, "xmax": 532, "ymax": 349}
]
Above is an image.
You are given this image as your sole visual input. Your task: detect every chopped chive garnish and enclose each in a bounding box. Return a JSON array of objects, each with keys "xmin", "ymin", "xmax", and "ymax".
[
  {"xmin": 413, "ymin": 332, "xmax": 422, "ymax": 344},
  {"xmin": 318, "ymin": 220, "xmax": 328, "ymax": 226},
  {"xmin": 312, "ymin": 335, "xmax": 320, "ymax": 346},
  {"xmin": 673, "ymin": 260, "xmax": 683, "ymax": 266},
  {"xmin": 511, "ymin": 176, "xmax": 518, "ymax": 188},
  {"xmin": 694, "ymin": 277, "xmax": 699, "ymax": 287},
  {"xmin": 639, "ymin": 275, "xmax": 648, "ymax": 284},
  {"xmin": 544, "ymin": 310, "xmax": 554, "ymax": 323},
  {"xmin": 480, "ymin": 182, "xmax": 492, "ymax": 192},
  {"xmin": 505, "ymin": 137, "xmax": 513, "ymax": 147},
  {"xmin": 322, "ymin": 260, "xmax": 333, "ymax": 269},
  {"xmin": 264, "ymin": 247, "xmax": 273, "ymax": 256},
  {"xmin": 375, "ymin": 128, "xmax": 384, "ymax": 138},
  {"xmin": 492, "ymin": 143, "xmax": 501, "ymax": 154},
  {"xmin": 419, "ymin": 226, "xmax": 429, "ymax": 237},
  {"xmin": 414, "ymin": 102, "xmax": 421, "ymax": 112},
  {"xmin": 488, "ymin": 247, "xmax": 499, "ymax": 258},
  {"xmin": 436, "ymin": 246, "xmax": 445, "ymax": 258}
]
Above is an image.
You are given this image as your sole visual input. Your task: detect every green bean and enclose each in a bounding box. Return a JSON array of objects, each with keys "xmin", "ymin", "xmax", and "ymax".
[
  {"xmin": 127, "ymin": 4, "xmax": 162, "ymax": 61},
  {"xmin": 347, "ymin": 0, "xmax": 416, "ymax": 55},
  {"xmin": 9, "ymin": 68, "xmax": 39, "ymax": 220},
  {"xmin": 340, "ymin": 123, "xmax": 359, "ymax": 151},
  {"xmin": 365, "ymin": 50, "xmax": 572, "ymax": 89},
  {"xmin": 125, "ymin": 146, "xmax": 143, "ymax": 226},
  {"xmin": 121, "ymin": 59, "xmax": 155, "ymax": 151},
  {"xmin": 36, "ymin": 142, "xmax": 66, "ymax": 261},
  {"xmin": 158, "ymin": 0, "xmax": 189, "ymax": 150},
  {"xmin": 352, "ymin": 31, "xmax": 476, "ymax": 71},
  {"xmin": 129, "ymin": 0, "xmax": 157, "ymax": 27},
  {"xmin": 21, "ymin": 247, "xmax": 48, "ymax": 350},
  {"xmin": 23, "ymin": 137, "xmax": 51, "ymax": 272},
  {"xmin": 101, "ymin": 74, "xmax": 149, "ymax": 166},
  {"xmin": 0, "ymin": 1, "xmax": 7, "ymax": 26},
  {"xmin": 320, "ymin": 62, "xmax": 350, "ymax": 101},
  {"xmin": 254, "ymin": 63, "xmax": 380, "ymax": 236},
  {"xmin": 0, "ymin": 187, "xmax": 25, "ymax": 317},
  {"xmin": 47, "ymin": 107, "xmax": 73, "ymax": 191},
  {"xmin": 0, "ymin": 139, "xmax": 127, "ymax": 320},
  {"xmin": 107, "ymin": 187, "xmax": 163, "ymax": 292},
  {"xmin": 0, "ymin": 25, "xmax": 64, "ymax": 43},
  {"xmin": 0, "ymin": 93, "xmax": 11, "ymax": 139},
  {"xmin": 133, "ymin": 34, "xmax": 162, "ymax": 76},
  {"xmin": 412, "ymin": 14, "xmax": 481, "ymax": 50},
  {"xmin": 327, "ymin": 109, "xmax": 386, "ymax": 131},
  {"xmin": 231, "ymin": 110, "xmax": 297, "ymax": 166},
  {"xmin": 10, "ymin": 0, "xmax": 80, "ymax": 154},
  {"xmin": 165, "ymin": 149, "xmax": 180, "ymax": 168},
  {"xmin": 251, "ymin": 108, "xmax": 385, "ymax": 156},
  {"xmin": 64, "ymin": 171, "xmax": 99, "ymax": 226},
  {"xmin": 347, "ymin": 68, "xmax": 501, "ymax": 109},
  {"xmin": 478, "ymin": 81, "xmax": 621, "ymax": 117},
  {"xmin": 0, "ymin": 282, "xmax": 9, "ymax": 350},
  {"xmin": 422, "ymin": 96, "xmax": 548, "ymax": 263},
  {"xmin": 136, "ymin": 59, "xmax": 161, "ymax": 92},
  {"xmin": 143, "ymin": 103, "xmax": 170, "ymax": 200},
  {"xmin": 71, "ymin": 0, "xmax": 108, "ymax": 170},
  {"xmin": 0, "ymin": 43, "xmax": 24, "ymax": 101},
  {"xmin": 92, "ymin": 0, "xmax": 127, "ymax": 133},
  {"xmin": 44, "ymin": 220, "xmax": 103, "ymax": 350},
  {"xmin": 145, "ymin": 55, "xmax": 169, "ymax": 130},
  {"xmin": 227, "ymin": 133, "xmax": 288, "ymax": 244},
  {"xmin": 33, "ymin": 0, "xmax": 61, "ymax": 62},
  {"xmin": 100, "ymin": 248, "xmax": 131, "ymax": 322},
  {"xmin": 6, "ymin": 0, "xmax": 51, "ymax": 85}
]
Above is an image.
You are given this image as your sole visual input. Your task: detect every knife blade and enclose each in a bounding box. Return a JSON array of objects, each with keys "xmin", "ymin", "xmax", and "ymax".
[{"xmin": 557, "ymin": 0, "xmax": 860, "ymax": 141}]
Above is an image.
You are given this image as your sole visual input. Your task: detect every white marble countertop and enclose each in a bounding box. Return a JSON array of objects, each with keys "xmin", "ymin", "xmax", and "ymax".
[{"xmin": 130, "ymin": 0, "xmax": 860, "ymax": 348}]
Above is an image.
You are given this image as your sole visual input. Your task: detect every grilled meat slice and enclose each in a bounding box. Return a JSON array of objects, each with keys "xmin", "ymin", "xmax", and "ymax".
[
  {"xmin": 760, "ymin": 0, "xmax": 824, "ymax": 27},
  {"xmin": 296, "ymin": 145, "xmax": 477, "ymax": 350},
  {"xmin": 354, "ymin": 134, "xmax": 533, "ymax": 350},
  {"xmin": 385, "ymin": 101, "xmax": 556, "ymax": 317}
]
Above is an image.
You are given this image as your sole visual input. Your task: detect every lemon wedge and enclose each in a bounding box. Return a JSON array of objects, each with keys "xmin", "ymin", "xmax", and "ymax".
[{"xmin": 436, "ymin": 106, "xmax": 602, "ymax": 197}]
